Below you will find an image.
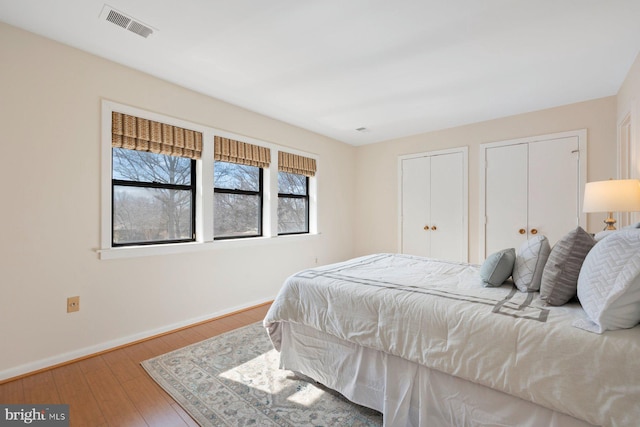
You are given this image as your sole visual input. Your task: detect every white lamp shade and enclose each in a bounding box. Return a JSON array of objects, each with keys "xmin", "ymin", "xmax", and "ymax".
[{"xmin": 583, "ymin": 179, "xmax": 640, "ymax": 213}]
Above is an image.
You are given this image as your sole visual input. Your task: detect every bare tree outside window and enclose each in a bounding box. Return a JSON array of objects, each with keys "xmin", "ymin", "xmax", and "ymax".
[
  {"xmin": 214, "ymin": 161, "xmax": 262, "ymax": 238},
  {"xmin": 278, "ymin": 172, "xmax": 308, "ymax": 234},
  {"xmin": 112, "ymin": 148, "xmax": 194, "ymax": 245}
]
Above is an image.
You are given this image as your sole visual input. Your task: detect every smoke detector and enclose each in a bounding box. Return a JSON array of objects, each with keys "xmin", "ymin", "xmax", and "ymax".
[{"xmin": 100, "ymin": 4, "xmax": 156, "ymax": 38}]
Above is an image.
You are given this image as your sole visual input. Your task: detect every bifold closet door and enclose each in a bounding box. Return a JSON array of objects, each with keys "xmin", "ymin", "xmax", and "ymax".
[
  {"xmin": 401, "ymin": 152, "xmax": 465, "ymax": 262},
  {"xmin": 484, "ymin": 136, "xmax": 580, "ymax": 256},
  {"xmin": 527, "ymin": 136, "xmax": 580, "ymax": 245},
  {"xmin": 401, "ymin": 156, "xmax": 431, "ymax": 257},
  {"xmin": 485, "ymin": 144, "xmax": 528, "ymax": 255},
  {"xmin": 429, "ymin": 152, "xmax": 465, "ymax": 262}
]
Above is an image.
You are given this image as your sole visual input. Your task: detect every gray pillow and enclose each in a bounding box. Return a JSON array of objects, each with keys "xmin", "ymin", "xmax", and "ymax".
[
  {"xmin": 513, "ymin": 235, "xmax": 551, "ymax": 292},
  {"xmin": 540, "ymin": 227, "xmax": 595, "ymax": 306},
  {"xmin": 480, "ymin": 248, "xmax": 516, "ymax": 287}
]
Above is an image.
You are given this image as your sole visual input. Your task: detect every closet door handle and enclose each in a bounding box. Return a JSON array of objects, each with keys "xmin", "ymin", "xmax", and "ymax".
[
  {"xmin": 431, "ymin": 226, "xmax": 437, "ymax": 231},
  {"xmin": 518, "ymin": 228, "xmax": 526, "ymax": 234},
  {"xmin": 531, "ymin": 228, "xmax": 538, "ymax": 235},
  {"xmin": 423, "ymin": 225, "xmax": 430, "ymax": 231}
]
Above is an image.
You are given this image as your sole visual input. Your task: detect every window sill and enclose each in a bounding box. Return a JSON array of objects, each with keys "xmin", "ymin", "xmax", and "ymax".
[{"xmin": 97, "ymin": 233, "xmax": 321, "ymax": 260}]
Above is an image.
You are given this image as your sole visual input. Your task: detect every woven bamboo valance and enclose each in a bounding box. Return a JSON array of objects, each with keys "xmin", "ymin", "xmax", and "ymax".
[
  {"xmin": 112, "ymin": 112, "xmax": 203, "ymax": 160},
  {"xmin": 279, "ymin": 151, "xmax": 317, "ymax": 177},
  {"xmin": 214, "ymin": 136, "xmax": 271, "ymax": 168}
]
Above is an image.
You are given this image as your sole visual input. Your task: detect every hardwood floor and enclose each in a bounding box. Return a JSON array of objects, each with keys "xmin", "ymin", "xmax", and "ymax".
[{"xmin": 0, "ymin": 303, "xmax": 272, "ymax": 427}]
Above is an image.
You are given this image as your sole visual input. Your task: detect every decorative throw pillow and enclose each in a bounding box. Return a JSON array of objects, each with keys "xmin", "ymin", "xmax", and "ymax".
[
  {"xmin": 595, "ymin": 222, "xmax": 640, "ymax": 242},
  {"xmin": 512, "ymin": 235, "xmax": 551, "ymax": 292},
  {"xmin": 540, "ymin": 227, "xmax": 595, "ymax": 306},
  {"xmin": 480, "ymin": 248, "xmax": 516, "ymax": 287},
  {"xmin": 594, "ymin": 230, "xmax": 617, "ymax": 242},
  {"xmin": 574, "ymin": 229, "xmax": 640, "ymax": 333}
]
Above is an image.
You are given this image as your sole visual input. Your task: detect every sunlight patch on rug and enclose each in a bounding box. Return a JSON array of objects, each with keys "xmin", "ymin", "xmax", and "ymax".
[
  {"xmin": 218, "ymin": 349, "xmax": 325, "ymax": 408},
  {"xmin": 141, "ymin": 322, "xmax": 382, "ymax": 426}
]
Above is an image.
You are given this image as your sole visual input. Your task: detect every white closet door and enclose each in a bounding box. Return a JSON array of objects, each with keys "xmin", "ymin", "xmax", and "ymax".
[
  {"xmin": 528, "ymin": 136, "xmax": 580, "ymax": 246},
  {"xmin": 401, "ymin": 156, "xmax": 431, "ymax": 257},
  {"xmin": 430, "ymin": 152, "xmax": 465, "ymax": 262},
  {"xmin": 481, "ymin": 130, "xmax": 586, "ymax": 260},
  {"xmin": 485, "ymin": 144, "xmax": 528, "ymax": 255}
]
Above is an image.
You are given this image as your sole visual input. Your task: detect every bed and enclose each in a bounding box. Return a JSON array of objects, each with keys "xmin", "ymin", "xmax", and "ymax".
[{"xmin": 263, "ymin": 228, "xmax": 640, "ymax": 427}]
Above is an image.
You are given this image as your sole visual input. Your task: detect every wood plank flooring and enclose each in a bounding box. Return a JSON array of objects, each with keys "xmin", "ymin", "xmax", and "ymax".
[{"xmin": 0, "ymin": 303, "xmax": 271, "ymax": 426}]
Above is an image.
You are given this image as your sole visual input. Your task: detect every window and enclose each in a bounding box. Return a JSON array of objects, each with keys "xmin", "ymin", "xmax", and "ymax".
[
  {"xmin": 112, "ymin": 148, "xmax": 196, "ymax": 246},
  {"xmin": 277, "ymin": 151, "xmax": 316, "ymax": 235},
  {"xmin": 214, "ymin": 161, "xmax": 263, "ymax": 239},
  {"xmin": 213, "ymin": 136, "xmax": 270, "ymax": 239},
  {"xmin": 109, "ymin": 111, "xmax": 202, "ymax": 247},
  {"xmin": 278, "ymin": 171, "xmax": 309, "ymax": 234}
]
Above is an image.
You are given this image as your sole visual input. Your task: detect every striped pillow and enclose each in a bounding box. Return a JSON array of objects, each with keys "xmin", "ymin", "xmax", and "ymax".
[{"xmin": 540, "ymin": 226, "xmax": 595, "ymax": 306}]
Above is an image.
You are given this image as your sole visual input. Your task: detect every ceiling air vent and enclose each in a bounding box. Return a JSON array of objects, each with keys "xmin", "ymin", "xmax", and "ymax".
[{"xmin": 100, "ymin": 5, "xmax": 156, "ymax": 38}]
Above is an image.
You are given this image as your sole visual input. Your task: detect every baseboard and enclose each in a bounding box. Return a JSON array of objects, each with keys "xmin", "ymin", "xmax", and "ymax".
[{"xmin": 0, "ymin": 297, "xmax": 272, "ymax": 383}]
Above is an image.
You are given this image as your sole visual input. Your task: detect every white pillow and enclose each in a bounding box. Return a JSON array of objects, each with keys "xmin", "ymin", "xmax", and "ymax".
[
  {"xmin": 594, "ymin": 222, "xmax": 640, "ymax": 242},
  {"xmin": 574, "ymin": 229, "xmax": 640, "ymax": 333},
  {"xmin": 594, "ymin": 230, "xmax": 616, "ymax": 242},
  {"xmin": 513, "ymin": 235, "xmax": 550, "ymax": 292}
]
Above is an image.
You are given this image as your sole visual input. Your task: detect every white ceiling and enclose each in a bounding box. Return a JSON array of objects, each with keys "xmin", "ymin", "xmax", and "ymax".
[{"xmin": 1, "ymin": 1, "xmax": 640, "ymax": 146}]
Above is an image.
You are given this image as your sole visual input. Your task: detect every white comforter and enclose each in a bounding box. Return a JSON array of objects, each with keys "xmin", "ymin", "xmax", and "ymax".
[{"xmin": 264, "ymin": 254, "xmax": 640, "ymax": 427}]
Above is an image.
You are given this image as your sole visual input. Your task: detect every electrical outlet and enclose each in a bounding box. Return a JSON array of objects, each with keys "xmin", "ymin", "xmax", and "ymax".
[{"xmin": 67, "ymin": 296, "xmax": 80, "ymax": 313}]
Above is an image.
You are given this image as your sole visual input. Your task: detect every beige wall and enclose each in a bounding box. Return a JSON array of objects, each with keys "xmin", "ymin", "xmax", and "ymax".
[
  {"xmin": 354, "ymin": 97, "xmax": 618, "ymax": 263},
  {"xmin": 0, "ymin": 23, "xmax": 356, "ymax": 379},
  {"xmin": 617, "ymin": 53, "xmax": 640, "ymax": 125},
  {"xmin": 617, "ymin": 52, "xmax": 640, "ymax": 182}
]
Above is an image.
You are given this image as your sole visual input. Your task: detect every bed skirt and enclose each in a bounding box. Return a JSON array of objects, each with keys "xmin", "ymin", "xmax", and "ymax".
[{"xmin": 276, "ymin": 322, "xmax": 594, "ymax": 427}]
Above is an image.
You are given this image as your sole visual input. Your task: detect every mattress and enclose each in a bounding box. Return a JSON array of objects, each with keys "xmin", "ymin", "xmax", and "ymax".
[{"xmin": 264, "ymin": 253, "xmax": 640, "ymax": 427}]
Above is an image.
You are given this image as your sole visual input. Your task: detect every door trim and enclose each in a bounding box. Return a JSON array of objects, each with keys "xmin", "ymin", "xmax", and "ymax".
[
  {"xmin": 478, "ymin": 129, "xmax": 587, "ymax": 260},
  {"xmin": 398, "ymin": 147, "xmax": 469, "ymax": 262},
  {"xmin": 618, "ymin": 100, "xmax": 640, "ymax": 226}
]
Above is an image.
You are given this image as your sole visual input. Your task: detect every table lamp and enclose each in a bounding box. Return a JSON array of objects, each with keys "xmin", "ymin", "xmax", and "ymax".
[{"xmin": 583, "ymin": 179, "xmax": 640, "ymax": 230}]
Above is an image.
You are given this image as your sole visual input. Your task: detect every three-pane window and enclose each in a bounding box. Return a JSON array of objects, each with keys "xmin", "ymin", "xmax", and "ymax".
[
  {"xmin": 112, "ymin": 148, "xmax": 196, "ymax": 246},
  {"xmin": 107, "ymin": 107, "xmax": 315, "ymax": 249}
]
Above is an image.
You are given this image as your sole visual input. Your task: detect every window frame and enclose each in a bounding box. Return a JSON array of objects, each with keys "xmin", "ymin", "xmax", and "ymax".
[
  {"xmin": 213, "ymin": 161, "xmax": 264, "ymax": 240},
  {"xmin": 277, "ymin": 172, "xmax": 310, "ymax": 235}
]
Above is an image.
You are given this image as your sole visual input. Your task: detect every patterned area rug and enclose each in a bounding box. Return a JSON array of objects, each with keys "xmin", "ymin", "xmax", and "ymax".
[{"xmin": 141, "ymin": 322, "xmax": 382, "ymax": 426}]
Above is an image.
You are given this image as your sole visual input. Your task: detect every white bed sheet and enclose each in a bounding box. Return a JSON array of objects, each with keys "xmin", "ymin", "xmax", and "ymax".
[
  {"xmin": 264, "ymin": 254, "xmax": 640, "ymax": 427},
  {"xmin": 279, "ymin": 321, "xmax": 594, "ymax": 427}
]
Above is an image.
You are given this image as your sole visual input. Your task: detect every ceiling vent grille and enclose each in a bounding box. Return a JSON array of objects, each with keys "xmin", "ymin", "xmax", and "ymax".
[
  {"xmin": 100, "ymin": 5, "xmax": 155, "ymax": 38},
  {"xmin": 106, "ymin": 9, "xmax": 130, "ymax": 29}
]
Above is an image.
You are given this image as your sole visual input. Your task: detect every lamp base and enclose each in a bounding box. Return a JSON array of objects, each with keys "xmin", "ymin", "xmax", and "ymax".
[{"xmin": 603, "ymin": 212, "xmax": 617, "ymax": 231}]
